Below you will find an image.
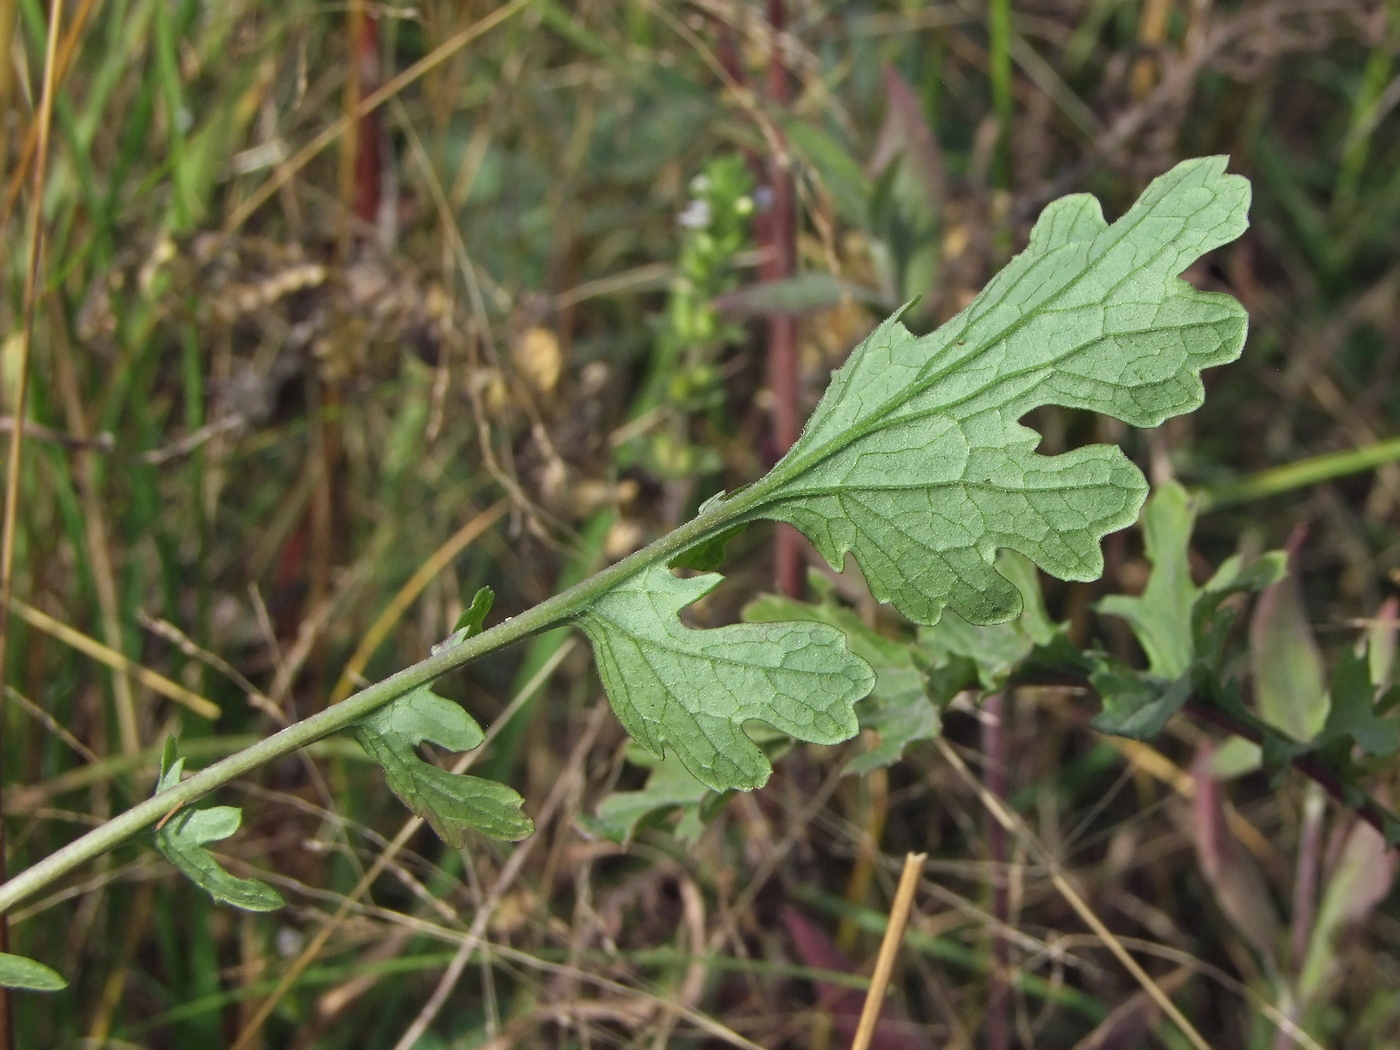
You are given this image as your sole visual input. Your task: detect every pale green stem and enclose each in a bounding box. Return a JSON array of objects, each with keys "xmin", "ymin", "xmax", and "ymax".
[
  {"xmin": 1199, "ymin": 435, "xmax": 1400, "ymax": 510},
  {"xmin": 0, "ymin": 490, "xmax": 756, "ymax": 916}
]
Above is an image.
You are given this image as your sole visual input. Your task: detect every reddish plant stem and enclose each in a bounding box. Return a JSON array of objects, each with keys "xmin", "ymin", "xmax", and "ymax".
[
  {"xmin": 763, "ymin": 0, "xmax": 801, "ymax": 598},
  {"xmin": 306, "ymin": 3, "xmax": 379, "ymax": 696},
  {"xmin": 1001, "ymin": 661, "xmax": 1400, "ymax": 847},
  {"xmin": 982, "ymin": 692, "xmax": 1011, "ymax": 1050},
  {"xmin": 1181, "ymin": 698, "xmax": 1398, "ymax": 843},
  {"xmin": 350, "ymin": 6, "xmax": 381, "ymax": 226}
]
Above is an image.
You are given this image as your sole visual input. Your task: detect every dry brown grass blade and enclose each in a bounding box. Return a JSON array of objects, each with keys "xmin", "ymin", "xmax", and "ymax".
[
  {"xmin": 1053, "ymin": 933, "xmax": 1327, "ymax": 1050},
  {"xmin": 0, "ymin": 0, "xmax": 98, "ymax": 230},
  {"xmin": 934, "ymin": 737, "xmax": 1215, "ymax": 1050},
  {"xmin": 136, "ymin": 610, "xmax": 284, "ymax": 723},
  {"xmin": 5, "ymin": 598, "xmax": 221, "ymax": 720},
  {"xmin": 849, "ymin": 851, "xmax": 926, "ymax": 1050},
  {"xmin": 0, "ymin": 1, "xmax": 66, "ymax": 1040},
  {"xmin": 1107, "ymin": 736, "xmax": 1278, "ymax": 868},
  {"xmin": 328, "ymin": 499, "xmax": 509, "ymax": 705},
  {"xmin": 3, "ymin": 684, "xmax": 97, "ymax": 766}
]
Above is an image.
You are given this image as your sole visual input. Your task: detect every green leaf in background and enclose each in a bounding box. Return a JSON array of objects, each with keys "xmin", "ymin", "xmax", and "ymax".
[
  {"xmin": 351, "ymin": 685, "xmax": 533, "ymax": 845},
  {"xmin": 453, "ymin": 585, "xmax": 494, "ymax": 638},
  {"xmin": 1191, "ymin": 550, "xmax": 1289, "ymax": 668},
  {"xmin": 712, "ymin": 273, "xmax": 885, "ymax": 318},
  {"xmin": 1366, "ymin": 597, "xmax": 1397, "ymax": 690},
  {"xmin": 916, "ymin": 551, "xmax": 1060, "ymax": 694},
  {"xmin": 749, "ymin": 157, "xmax": 1249, "ymax": 627},
  {"xmin": 1250, "ymin": 544, "xmax": 1330, "ymax": 742},
  {"xmin": 1318, "ymin": 647, "xmax": 1400, "ymax": 758},
  {"xmin": 1298, "ymin": 817, "xmax": 1396, "ymax": 1001},
  {"xmin": 154, "ymin": 739, "xmax": 284, "ymax": 912},
  {"xmin": 1190, "ymin": 745, "xmax": 1283, "ymax": 971},
  {"xmin": 1092, "ymin": 482, "xmax": 1287, "ymax": 740},
  {"xmin": 784, "ymin": 120, "xmax": 871, "ymax": 228},
  {"xmin": 578, "ymin": 564, "xmax": 874, "ymax": 790},
  {"xmin": 744, "ymin": 575, "xmax": 936, "ymax": 775},
  {"xmin": 582, "ymin": 750, "xmax": 716, "ymax": 846},
  {"xmin": 1091, "ymin": 663, "xmax": 1193, "ymax": 741},
  {"xmin": 0, "ymin": 953, "xmax": 66, "ymax": 992},
  {"xmin": 1097, "ymin": 480, "xmax": 1197, "ymax": 679}
]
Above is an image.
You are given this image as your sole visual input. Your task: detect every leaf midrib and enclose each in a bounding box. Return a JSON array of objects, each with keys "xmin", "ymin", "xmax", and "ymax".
[{"xmin": 741, "ymin": 201, "xmax": 1214, "ymax": 515}]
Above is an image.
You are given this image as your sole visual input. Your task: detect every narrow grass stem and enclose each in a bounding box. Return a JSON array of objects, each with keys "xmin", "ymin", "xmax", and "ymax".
[
  {"xmin": 988, "ymin": 0, "xmax": 1013, "ymax": 188},
  {"xmin": 0, "ymin": 493, "xmax": 746, "ymax": 916},
  {"xmin": 1199, "ymin": 435, "xmax": 1400, "ymax": 510}
]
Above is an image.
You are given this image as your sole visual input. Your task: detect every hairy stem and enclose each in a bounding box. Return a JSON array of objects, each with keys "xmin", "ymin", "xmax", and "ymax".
[{"xmin": 0, "ymin": 492, "xmax": 747, "ymax": 916}]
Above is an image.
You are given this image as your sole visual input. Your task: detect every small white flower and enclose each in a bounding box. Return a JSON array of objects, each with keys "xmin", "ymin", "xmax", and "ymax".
[{"xmin": 677, "ymin": 199, "xmax": 712, "ymax": 229}]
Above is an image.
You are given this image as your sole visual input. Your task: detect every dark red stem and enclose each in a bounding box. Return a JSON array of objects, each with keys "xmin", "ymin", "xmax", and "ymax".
[{"xmin": 764, "ymin": 0, "xmax": 801, "ymax": 598}]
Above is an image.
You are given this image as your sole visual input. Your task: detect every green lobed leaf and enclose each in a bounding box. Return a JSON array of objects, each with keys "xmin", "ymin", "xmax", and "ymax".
[
  {"xmin": 1192, "ymin": 550, "xmax": 1288, "ymax": 668},
  {"xmin": 154, "ymin": 739, "xmax": 284, "ymax": 912},
  {"xmin": 351, "ymin": 684, "xmax": 533, "ymax": 846},
  {"xmin": 751, "ymin": 157, "xmax": 1249, "ymax": 627},
  {"xmin": 916, "ymin": 551, "xmax": 1060, "ymax": 694},
  {"xmin": 744, "ymin": 576, "xmax": 937, "ymax": 774},
  {"xmin": 1090, "ymin": 665, "xmax": 1192, "ymax": 741},
  {"xmin": 0, "ymin": 952, "xmax": 66, "ymax": 992},
  {"xmin": 1318, "ymin": 647, "xmax": 1400, "ymax": 758},
  {"xmin": 580, "ymin": 158, "xmax": 1248, "ymax": 790},
  {"xmin": 578, "ymin": 564, "xmax": 874, "ymax": 790}
]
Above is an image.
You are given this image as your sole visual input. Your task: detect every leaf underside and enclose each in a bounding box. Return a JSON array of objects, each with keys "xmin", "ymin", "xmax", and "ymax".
[
  {"xmin": 154, "ymin": 742, "xmax": 284, "ymax": 912},
  {"xmin": 579, "ymin": 566, "xmax": 874, "ymax": 790},
  {"xmin": 1096, "ymin": 480, "xmax": 1197, "ymax": 680},
  {"xmin": 1093, "ymin": 481, "xmax": 1288, "ymax": 740},
  {"xmin": 744, "ymin": 580, "xmax": 937, "ymax": 775},
  {"xmin": 578, "ymin": 157, "xmax": 1250, "ymax": 793},
  {"xmin": 351, "ymin": 685, "xmax": 533, "ymax": 846},
  {"xmin": 757, "ymin": 156, "xmax": 1249, "ymax": 626}
]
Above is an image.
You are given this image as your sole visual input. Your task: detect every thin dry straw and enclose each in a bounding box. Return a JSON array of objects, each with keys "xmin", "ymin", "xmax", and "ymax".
[{"xmin": 849, "ymin": 851, "xmax": 926, "ymax": 1050}]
